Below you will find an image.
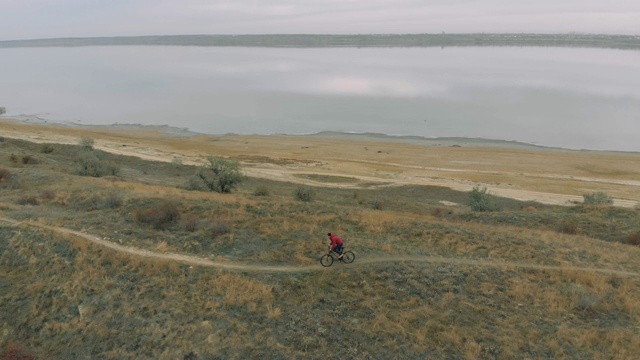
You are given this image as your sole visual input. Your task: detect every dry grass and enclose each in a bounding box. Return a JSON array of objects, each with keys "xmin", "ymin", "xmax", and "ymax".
[{"xmin": 2, "ymin": 134, "xmax": 640, "ymax": 359}]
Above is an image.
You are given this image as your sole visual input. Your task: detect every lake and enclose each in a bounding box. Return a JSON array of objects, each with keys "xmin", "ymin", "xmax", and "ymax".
[{"xmin": 1, "ymin": 45, "xmax": 639, "ymax": 151}]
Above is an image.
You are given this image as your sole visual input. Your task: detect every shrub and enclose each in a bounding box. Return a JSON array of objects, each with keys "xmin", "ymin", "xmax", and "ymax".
[
  {"xmin": 370, "ymin": 198, "xmax": 385, "ymax": 210},
  {"xmin": 180, "ymin": 214, "xmax": 199, "ymax": 232},
  {"xmin": 40, "ymin": 189, "xmax": 56, "ymax": 201},
  {"xmin": 0, "ymin": 168, "xmax": 11, "ymax": 183},
  {"xmin": 9, "ymin": 153, "xmax": 18, "ymax": 163},
  {"xmin": 253, "ymin": 185, "xmax": 270, "ymax": 196},
  {"xmin": 40, "ymin": 143, "xmax": 54, "ymax": 154},
  {"xmin": 134, "ymin": 200, "xmax": 181, "ymax": 229},
  {"xmin": 80, "ymin": 137, "xmax": 95, "ymax": 150},
  {"xmin": 583, "ymin": 192, "xmax": 613, "ymax": 205},
  {"xmin": 559, "ymin": 220, "xmax": 578, "ymax": 235},
  {"xmin": 195, "ymin": 156, "xmax": 244, "ymax": 193},
  {"xmin": 210, "ymin": 221, "xmax": 231, "ymax": 238},
  {"xmin": 0, "ymin": 106, "xmax": 5, "ymax": 115},
  {"xmin": 16, "ymin": 196, "xmax": 39, "ymax": 206},
  {"xmin": 75, "ymin": 152, "xmax": 119, "ymax": 177},
  {"xmin": 21, "ymin": 154, "xmax": 39, "ymax": 164},
  {"xmin": 103, "ymin": 192, "xmax": 123, "ymax": 209},
  {"xmin": 627, "ymin": 232, "xmax": 640, "ymax": 246},
  {"xmin": 469, "ymin": 186, "xmax": 497, "ymax": 212},
  {"xmin": 294, "ymin": 185, "xmax": 315, "ymax": 202}
]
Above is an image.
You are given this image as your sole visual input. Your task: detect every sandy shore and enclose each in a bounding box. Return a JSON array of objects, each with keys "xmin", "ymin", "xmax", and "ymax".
[{"xmin": 2, "ymin": 118, "xmax": 639, "ymax": 208}]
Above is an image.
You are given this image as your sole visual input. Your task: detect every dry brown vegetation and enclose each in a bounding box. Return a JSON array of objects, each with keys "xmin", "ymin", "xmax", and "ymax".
[{"xmin": 1, "ymin": 127, "xmax": 640, "ymax": 359}]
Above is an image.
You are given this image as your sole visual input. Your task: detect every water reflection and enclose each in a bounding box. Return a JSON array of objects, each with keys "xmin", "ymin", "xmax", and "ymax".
[{"xmin": 0, "ymin": 46, "xmax": 638, "ymax": 151}]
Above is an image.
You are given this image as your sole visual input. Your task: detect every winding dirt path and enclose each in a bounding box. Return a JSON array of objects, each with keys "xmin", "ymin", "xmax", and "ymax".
[{"xmin": 1, "ymin": 215, "xmax": 639, "ymax": 277}]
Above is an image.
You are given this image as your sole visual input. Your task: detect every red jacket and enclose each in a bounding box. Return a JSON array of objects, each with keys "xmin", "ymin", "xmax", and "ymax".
[{"xmin": 329, "ymin": 234, "xmax": 343, "ymax": 250}]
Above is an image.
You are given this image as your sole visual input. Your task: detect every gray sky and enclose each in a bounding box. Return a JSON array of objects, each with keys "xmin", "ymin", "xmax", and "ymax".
[{"xmin": 2, "ymin": 0, "xmax": 640, "ymax": 40}]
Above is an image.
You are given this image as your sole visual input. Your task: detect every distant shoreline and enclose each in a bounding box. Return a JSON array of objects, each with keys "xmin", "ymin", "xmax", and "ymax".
[
  {"xmin": 1, "ymin": 33, "xmax": 640, "ymax": 50},
  {"xmin": 1, "ymin": 115, "xmax": 634, "ymax": 154}
]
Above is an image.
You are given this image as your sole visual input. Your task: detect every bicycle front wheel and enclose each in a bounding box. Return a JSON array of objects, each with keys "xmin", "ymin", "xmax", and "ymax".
[
  {"xmin": 320, "ymin": 254, "xmax": 334, "ymax": 267},
  {"xmin": 342, "ymin": 251, "xmax": 355, "ymax": 264}
]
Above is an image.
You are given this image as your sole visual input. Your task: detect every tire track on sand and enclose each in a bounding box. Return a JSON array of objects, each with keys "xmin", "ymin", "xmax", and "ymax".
[{"xmin": 1, "ymin": 216, "xmax": 638, "ymax": 277}]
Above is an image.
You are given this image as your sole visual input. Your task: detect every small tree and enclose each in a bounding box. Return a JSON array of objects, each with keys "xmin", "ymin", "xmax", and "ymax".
[{"xmin": 195, "ymin": 156, "xmax": 244, "ymax": 193}]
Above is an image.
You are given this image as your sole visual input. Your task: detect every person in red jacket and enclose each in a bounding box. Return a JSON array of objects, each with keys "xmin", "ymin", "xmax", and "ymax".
[{"xmin": 328, "ymin": 232, "xmax": 345, "ymax": 260}]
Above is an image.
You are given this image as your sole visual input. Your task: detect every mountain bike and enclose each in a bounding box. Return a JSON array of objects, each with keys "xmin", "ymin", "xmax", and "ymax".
[{"xmin": 320, "ymin": 248, "xmax": 355, "ymax": 267}]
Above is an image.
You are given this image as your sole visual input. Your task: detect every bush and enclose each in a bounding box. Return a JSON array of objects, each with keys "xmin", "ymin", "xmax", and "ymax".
[
  {"xmin": 210, "ymin": 221, "xmax": 231, "ymax": 238},
  {"xmin": 0, "ymin": 168, "xmax": 11, "ymax": 183},
  {"xmin": 16, "ymin": 196, "xmax": 39, "ymax": 206},
  {"xmin": 0, "ymin": 107, "xmax": 6, "ymax": 115},
  {"xmin": 469, "ymin": 186, "xmax": 498, "ymax": 212},
  {"xmin": 370, "ymin": 198, "xmax": 385, "ymax": 210},
  {"xmin": 75, "ymin": 152, "xmax": 119, "ymax": 177},
  {"xmin": 194, "ymin": 156, "xmax": 244, "ymax": 193},
  {"xmin": 103, "ymin": 192, "xmax": 123, "ymax": 209},
  {"xmin": 294, "ymin": 185, "xmax": 315, "ymax": 202},
  {"xmin": 559, "ymin": 220, "xmax": 578, "ymax": 235},
  {"xmin": 21, "ymin": 154, "xmax": 39, "ymax": 164},
  {"xmin": 9, "ymin": 153, "xmax": 18, "ymax": 163},
  {"xmin": 253, "ymin": 185, "xmax": 270, "ymax": 196},
  {"xmin": 40, "ymin": 143, "xmax": 54, "ymax": 154},
  {"xmin": 180, "ymin": 214, "xmax": 199, "ymax": 232},
  {"xmin": 627, "ymin": 232, "xmax": 640, "ymax": 246},
  {"xmin": 80, "ymin": 137, "xmax": 95, "ymax": 150},
  {"xmin": 583, "ymin": 192, "xmax": 613, "ymax": 205},
  {"xmin": 40, "ymin": 189, "xmax": 56, "ymax": 201},
  {"xmin": 133, "ymin": 200, "xmax": 181, "ymax": 229}
]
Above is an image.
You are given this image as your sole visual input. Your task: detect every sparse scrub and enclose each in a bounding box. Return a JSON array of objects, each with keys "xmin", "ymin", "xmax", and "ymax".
[
  {"xmin": 294, "ymin": 185, "xmax": 314, "ymax": 202},
  {"xmin": 3, "ymin": 136, "xmax": 640, "ymax": 359},
  {"xmin": 9, "ymin": 153, "xmax": 19, "ymax": 163},
  {"xmin": 583, "ymin": 192, "xmax": 613, "ymax": 205},
  {"xmin": 133, "ymin": 200, "xmax": 181, "ymax": 229}
]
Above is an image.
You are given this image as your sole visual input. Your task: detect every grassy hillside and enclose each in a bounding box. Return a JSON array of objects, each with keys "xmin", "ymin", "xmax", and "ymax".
[{"xmin": 1, "ymin": 137, "xmax": 640, "ymax": 359}]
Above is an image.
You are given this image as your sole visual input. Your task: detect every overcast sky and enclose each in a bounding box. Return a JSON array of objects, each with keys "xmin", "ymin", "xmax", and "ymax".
[{"xmin": 2, "ymin": 0, "xmax": 640, "ymax": 40}]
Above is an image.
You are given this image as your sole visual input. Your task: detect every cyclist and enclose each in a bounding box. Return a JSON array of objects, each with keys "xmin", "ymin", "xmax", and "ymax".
[{"xmin": 328, "ymin": 232, "xmax": 345, "ymax": 260}]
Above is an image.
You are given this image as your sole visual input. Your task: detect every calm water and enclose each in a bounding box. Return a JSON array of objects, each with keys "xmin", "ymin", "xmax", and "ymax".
[{"xmin": 1, "ymin": 46, "xmax": 639, "ymax": 151}]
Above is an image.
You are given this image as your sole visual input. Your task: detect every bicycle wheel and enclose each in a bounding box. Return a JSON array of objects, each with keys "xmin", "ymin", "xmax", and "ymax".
[
  {"xmin": 320, "ymin": 254, "xmax": 334, "ymax": 267},
  {"xmin": 342, "ymin": 251, "xmax": 355, "ymax": 264}
]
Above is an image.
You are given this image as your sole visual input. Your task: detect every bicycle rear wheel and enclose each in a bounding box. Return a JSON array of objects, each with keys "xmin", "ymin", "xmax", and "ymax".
[
  {"xmin": 320, "ymin": 254, "xmax": 334, "ymax": 267},
  {"xmin": 342, "ymin": 251, "xmax": 355, "ymax": 264}
]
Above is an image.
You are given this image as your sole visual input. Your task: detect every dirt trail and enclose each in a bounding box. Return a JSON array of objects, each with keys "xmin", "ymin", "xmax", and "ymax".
[{"xmin": 2, "ymin": 215, "xmax": 638, "ymax": 277}]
